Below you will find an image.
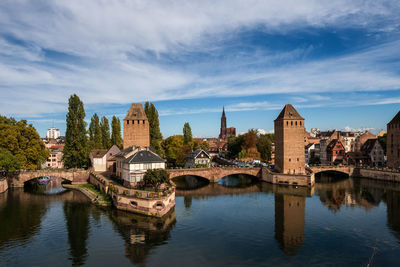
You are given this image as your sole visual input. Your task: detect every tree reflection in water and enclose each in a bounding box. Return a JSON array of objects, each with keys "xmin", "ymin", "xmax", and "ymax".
[
  {"xmin": 108, "ymin": 209, "xmax": 176, "ymax": 265},
  {"xmin": 63, "ymin": 199, "xmax": 91, "ymax": 266}
]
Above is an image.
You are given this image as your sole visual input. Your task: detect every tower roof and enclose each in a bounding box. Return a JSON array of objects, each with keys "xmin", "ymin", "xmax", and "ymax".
[
  {"xmin": 275, "ymin": 104, "xmax": 304, "ymax": 120},
  {"xmin": 222, "ymin": 106, "xmax": 226, "ymax": 117},
  {"xmin": 124, "ymin": 103, "xmax": 148, "ymax": 120},
  {"xmin": 388, "ymin": 111, "xmax": 400, "ymax": 125}
]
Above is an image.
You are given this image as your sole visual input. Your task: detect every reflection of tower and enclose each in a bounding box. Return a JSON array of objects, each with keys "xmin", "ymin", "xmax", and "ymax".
[
  {"xmin": 275, "ymin": 194, "xmax": 305, "ymax": 255},
  {"xmin": 386, "ymin": 190, "xmax": 400, "ymax": 240}
]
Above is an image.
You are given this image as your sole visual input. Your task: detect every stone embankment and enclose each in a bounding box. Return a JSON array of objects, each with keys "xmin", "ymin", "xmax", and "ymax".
[
  {"xmin": 62, "ymin": 184, "xmax": 111, "ymax": 206},
  {"xmin": 354, "ymin": 167, "xmax": 400, "ymax": 183},
  {"xmin": 0, "ymin": 178, "xmax": 8, "ymax": 194}
]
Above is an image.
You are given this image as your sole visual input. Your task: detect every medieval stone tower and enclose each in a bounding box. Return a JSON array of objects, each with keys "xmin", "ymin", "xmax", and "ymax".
[
  {"xmin": 123, "ymin": 103, "xmax": 150, "ymax": 149},
  {"xmin": 274, "ymin": 104, "xmax": 305, "ymax": 174}
]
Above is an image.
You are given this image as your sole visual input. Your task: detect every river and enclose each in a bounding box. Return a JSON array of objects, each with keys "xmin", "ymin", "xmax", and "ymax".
[{"xmin": 0, "ymin": 174, "xmax": 400, "ymax": 266}]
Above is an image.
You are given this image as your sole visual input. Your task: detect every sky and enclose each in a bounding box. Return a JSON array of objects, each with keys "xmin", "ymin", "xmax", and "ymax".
[{"xmin": 1, "ymin": 0, "xmax": 400, "ymax": 138}]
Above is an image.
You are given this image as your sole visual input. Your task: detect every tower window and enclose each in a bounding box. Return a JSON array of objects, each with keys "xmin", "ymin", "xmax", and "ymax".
[
  {"xmin": 300, "ymin": 121, "xmax": 302, "ymax": 126},
  {"xmin": 286, "ymin": 121, "xmax": 288, "ymax": 126},
  {"xmin": 143, "ymin": 120, "xmax": 145, "ymax": 124},
  {"xmin": 132, "ymin": 120, "xmax": 134, "ymax": 124},
  {"xmin": 295, "ymin": 121, "xmax": 298, "ymax": 126},
  {"xmin": 127, "ymin": 120, "xmax": 129, "ymax": 125},
  {"xmin": 291, "ymin": 121, "xmax": 293, "ymax": 126}
]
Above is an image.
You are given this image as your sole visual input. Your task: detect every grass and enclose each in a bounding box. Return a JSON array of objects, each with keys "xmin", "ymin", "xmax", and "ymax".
[{"xmin": 78, "ymin": 184, "xmax": 112, "ymax": 206}]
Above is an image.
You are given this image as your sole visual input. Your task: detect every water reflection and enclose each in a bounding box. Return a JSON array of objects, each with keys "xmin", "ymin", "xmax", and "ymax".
[
  {"xmin": 24, "ymin": 177, "xmax": 69, "ymax": 195},
  {"xmin": 218, "ymin": 174, "xmax": 258, "ymax": 188},
  {"xmin": 63, "ymin": 200, "xmax": 91, "ymax": 266},
  {"xmin": 108, "ymin": 209, "xmax": 176, "ymax": 265},
  {"xmin": 274, "ymin": 194, "xmax": 305, "ymax": 255}
]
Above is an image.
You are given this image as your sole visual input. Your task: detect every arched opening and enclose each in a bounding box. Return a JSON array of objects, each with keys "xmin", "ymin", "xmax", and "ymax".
[
  {"xmin": 24, "ymin": 176, "xmax": 71, "ymax": 195},
  {"xmin": 171, "ymin": 175, "xmax": 210, "ymax": 190},
  {"xmin": 315, "ymin": 171, "xmax": 349, "ymax": 183},
  {"xmin": 218, "ymin": 174, "xmax": 259, "ymax": 188}
]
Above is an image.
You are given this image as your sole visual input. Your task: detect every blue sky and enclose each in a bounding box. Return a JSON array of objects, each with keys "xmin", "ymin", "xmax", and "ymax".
[{"xmin": 1, "ymin": 0, "xmax": 400, "ymax": 137}]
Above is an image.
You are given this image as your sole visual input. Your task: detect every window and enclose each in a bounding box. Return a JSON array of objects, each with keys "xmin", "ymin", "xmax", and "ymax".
[
  {"xmin": 297, "ymin": 158, "xmax": 299, "ymax": 161},
  {"xmin": 289, "ymin": 158, "xmax": 291, "ymax": 162},
  {"xmin": 132, "ymin": 120, "xmax": 134, "ymax": 124},
  {"xmin": 300, "ymin": 121, "xmax": 302, "ymax": 126},
  {"xmin": 286, "ymin": 121, "xmax": 288, "ymax": 126},
  {"xmin": 127, "ymin": 120, "xmax": 129, "ymax": 125},
  {"xmin": 291, "ymin": 121, "xmax": 293, "ymax": 126},
  {"xmin": 295, "ymin": 121, "xmax": 298, "ymax": 126},
  {"xmin": 143, "ymin": 120, "xmax": 145, "ymax": 124}
]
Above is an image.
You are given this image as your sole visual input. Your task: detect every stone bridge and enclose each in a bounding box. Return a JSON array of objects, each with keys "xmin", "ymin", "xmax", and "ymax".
[
  {"xmin": 168, "ymin": 167, "xmax": 262, "ymax": 183},
  {"xmin": 6, "ymin": 169, "xmax": 90, "ymax": 188},
  {"xmin": 309, "ymin": 165, "xmax": 355, "ymax": 176}
]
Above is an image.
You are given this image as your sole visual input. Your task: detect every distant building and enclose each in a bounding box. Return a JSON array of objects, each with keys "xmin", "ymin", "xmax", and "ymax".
[
  {"xmin": 352, "ymin": 131, "xmax": 376, "ymax": 152},
  {"xmin": 47, "ymin": 127, "xmax": 60, "ymax": 139},
  {"xmin": 207, "ymin": 138, "xmax": 228, "ymax": 157},
  {"xmin": 305, "ymin": 143, "xmax": 320, "ymax": 165},
  {"xmin": 115, "ymin": 146, "xmax": 165, "ymax": 188},
  {"xmin": 377, "ymin": 129, "xmax": 387, "ymax": 137},
  {"xmin": 123, "ymin": 103, "xmax": 150, "ymax": 149},
  {"xmin": 361, "ymin": 139, "xmax": 384, "ymax": 167},
  {"xmin": 326, "ymin": 139, "xmax": 345, "ymax": 164},
  {"xmin": 89, "ymin": 145, "xmax": 121, "ymax": 172},
  {"xmin": 44, "ymin": 144, "xmax": 64, "ymax": 168},
  {"xmin": 274, "ymin": 104, "xmax": 305, "ymax": 174},
  {"xmin": 219, "ymin": 107, "xmax": 236, "ymax": 140},
  {"xmin": 387, "ymin": 111, "xmax": 400, "ymax": 168},
  {"xmin": 184, "ymin": 149, "xmax": 211, "ymax": 168}
]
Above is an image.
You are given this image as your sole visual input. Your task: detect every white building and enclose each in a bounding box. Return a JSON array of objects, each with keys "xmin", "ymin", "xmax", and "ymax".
[
  {"xmin": 89, "ymin": 145, "xmax": 121, "ymax": 172},
  {"xmin": 185, "ymin": 149, "xmax": 211, "ymax": 168},
  {"xmin": 47, "ymin": 127, "xmax": 60, "ymax": 139},
  {"xmin": 115, "ymin": 146, "xmax": 166, "ymax": 187}
]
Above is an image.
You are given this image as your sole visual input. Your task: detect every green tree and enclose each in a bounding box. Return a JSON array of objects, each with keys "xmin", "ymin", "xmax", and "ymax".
[
  {"xmin": 63, "ymin": 94, "xmax": 88, "ymax": 168},
  {"xmin": 183, "ymin": 122, "xmax": 193, "ymax": 145},
  {"xmin": 193, "ymin": 140, "xmax": 210, "ymax": 152},
  {"xmin": 88, "ymin": 113, "xmax": 102, "ymax": 149},
  {"xmin": 100, "ymin": 116, "xmax": 111, "ymax": 149},
  {"xmin": 257, "ymin": 133, "xmax": 274, "ymax": 161},
  {"xmin": 0, "ymin": 116, "xmax": 48, "ymax": 169},
  {"xmin": 143, "ymin": 169, "xmax": 169, "ymax": 190},
  {"xmin": 162, "ymin": 135, "xmax": 184, "ymax": 167},
  {"xmin": 111, "ymin": 116, "xmax": 122, "ymax": 148},
  {"xmin": 144, "ymin": 102, "xmax": 163, "ymax": 155},
  {"xmin": 227, "ymin": 135, "xmax": 244, "ymax": 159},
  {"xmin": 378, "ymin": 133, "xmax": 387, "ymax": 154},
  {"xmin": 0, "ymin": 148, "xmax": 21, "ymax": 171}
]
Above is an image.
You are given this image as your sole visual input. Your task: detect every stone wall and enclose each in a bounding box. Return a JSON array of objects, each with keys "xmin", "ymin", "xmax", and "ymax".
[
  {"xmin": 354, "ymin": 168, "xmax": 400, "ymax": 183},
  {"xmin": 168, "ymin": 167, "xmax": 262, "ymax": 182},
  {"xmin": 262, "ymin": 169, "xmax": 314, "ymax": 187},
  {"xmin": 0, "ymin": 179, "xmax": 8, "ymax": 194}
]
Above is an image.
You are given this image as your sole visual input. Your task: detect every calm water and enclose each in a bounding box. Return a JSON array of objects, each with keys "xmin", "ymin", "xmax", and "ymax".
[{"xmin": 1, "ymin": 174, "xmax": 400, "ymax": 266}]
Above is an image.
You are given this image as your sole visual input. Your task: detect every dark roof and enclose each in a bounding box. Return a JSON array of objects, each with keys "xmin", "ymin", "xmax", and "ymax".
[
  {"xmin": 124, "ymin": 103, "xmax": 148, "ymax": 121},
  {"xmin": 361, "ymin": 139, "xmax": 378, "ymax": 155},
  {"xmin": 389, "ymin": 111, "xmax": 400, "ymax": 125},
  {"xmin": 114, "ymin": 146, "xmax": 137, "ymax": 158},
  {"xmin": 91, "ymin": 149, "xmax": 108, "ymax": 158},
  {"xmin": 275, "ymin": 104, "xmax": 304, "ymax": 120},
  {"xmin": 185, "ymin": 149, "xmax": 210, "ymax": 159},
  {"xmin": 125, "ymin": 150, "xmax": 165, "ymax": 164}
]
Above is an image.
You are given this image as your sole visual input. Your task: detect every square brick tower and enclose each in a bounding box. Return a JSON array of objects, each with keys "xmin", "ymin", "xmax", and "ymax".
[
  {"xmin": 274, "ymin": 104, "xmax": 305, "ymax": 174},
  {"xmin": 123, "ymin": 103, "xmax": 150, "ymax": 149},
  {"xmin": 387, "ymin": 111, "xmax": 400, "ymax": 168}
]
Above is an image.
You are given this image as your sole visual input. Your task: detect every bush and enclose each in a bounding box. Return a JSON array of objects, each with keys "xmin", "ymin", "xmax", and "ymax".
[{"xmin": 143, "ymin": 169, "xmax": 169, "ymax": 190}]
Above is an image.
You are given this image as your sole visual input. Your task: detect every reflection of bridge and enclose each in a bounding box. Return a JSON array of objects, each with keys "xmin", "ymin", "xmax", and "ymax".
[
  {"xmin": 309, "ymin": 165, "xmax": 355, "ymax": 176},
  {"xmin": 168, "ymin": 167, "xmax": 262, "ymax": 183},
  {"xmin": 6, "ymin": 169, "xmax": 90, "ymax": 187}
]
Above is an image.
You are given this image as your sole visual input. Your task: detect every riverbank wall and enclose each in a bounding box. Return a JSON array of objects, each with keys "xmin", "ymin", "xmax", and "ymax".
[
  {"xmin": 353, "ymin": 168, "xmax": 400, "ymax": 183},
  {"xmin": 89, "ymin": 172, "xmax": 176, "ymax": 217},
  {"xmin": 0, "ymin": 179, "xmax": 8, "ymax": 194}
]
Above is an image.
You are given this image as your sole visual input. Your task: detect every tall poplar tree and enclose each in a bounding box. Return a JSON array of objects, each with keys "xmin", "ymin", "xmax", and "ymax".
[
  {"xmin": 183, "ymin": 122, "xmax": 193, "ymax": 145},
  {"xmin": 88, "ymin": 113, "xmax": 102, "ymax": 149},
  {"xmin": 144, "ymin": 102, "xmax": 163, "ymax": 154},
  {"xmin": 111, "ymin": 116, "xmax": 122, "ymax": 148},
  {"xmin": 100, "ymin": 116, "xmax": 111, "ymax": 149},
  {"xmin": 63, "ymin": 94, "xmax": 88, "ymax": 168}
]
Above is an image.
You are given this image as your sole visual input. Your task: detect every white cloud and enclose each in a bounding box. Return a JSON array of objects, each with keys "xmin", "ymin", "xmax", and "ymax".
[{"xmin": 0, "ymin": 0, "xmax": 400, "ymax": 117}]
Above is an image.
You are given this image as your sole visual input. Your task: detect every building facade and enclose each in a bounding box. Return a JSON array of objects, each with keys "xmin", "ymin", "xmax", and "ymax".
[
  {"xmin": 44, "ymin": 145, "xmax": 64, "ymax": 168},
  {"xmin": 387, "ymin": 111, "xmax": 400, "ymax": 168},
  {"xmin": 184, "ymin": 149, "xmax": 211, "ymax": 168},
  {"xmin": 46, "ymin": 127, "xmax": 60, "ymax": 139},
  {"xmin": 115, "ymin": 146, "xmax": 166, "ymax": 188},
  {"xmin": 326, "ymin": 139, "xmax": 345, "ymax": 164},
  {"xmin": 274, "ymin": 104, "xmax": 305, "ymax": 174},
  {"xmin": 89, "ymin": 145, "xmax": 121, "ymax": 172},
  {"xmin": 361, "ymin": 139, "xmax": 384, "ymax": 167},
  {"xmin": 219, "ymin": 107, "xmax": 236, "ymax": 140},
  {"xmin": 123, "ymin": 103, "xmax": 150, "ymax": 149}
]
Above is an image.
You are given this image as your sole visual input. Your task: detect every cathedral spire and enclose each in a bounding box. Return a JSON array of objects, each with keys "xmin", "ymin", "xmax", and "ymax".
[{"xmin": 222, "ymin": 106, "xmax": 226, "ymax": 117}]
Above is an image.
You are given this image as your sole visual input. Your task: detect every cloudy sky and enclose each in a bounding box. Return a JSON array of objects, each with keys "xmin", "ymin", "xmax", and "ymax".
[{"xmin": 1, "ymin": 0, "xmax": 400, "ymax": 137}]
